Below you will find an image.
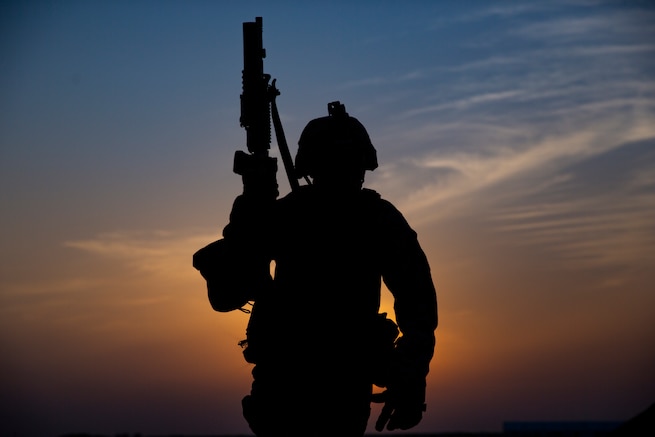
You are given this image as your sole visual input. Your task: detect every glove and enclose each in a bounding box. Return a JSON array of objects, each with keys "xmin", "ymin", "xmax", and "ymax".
[
  {"xmin": 234, "ymin": 151, "xmax": 279, "ymax": 200},
  {"xmin": 372, "ymin": 386, "xmax": 426, "ymax": 431}
]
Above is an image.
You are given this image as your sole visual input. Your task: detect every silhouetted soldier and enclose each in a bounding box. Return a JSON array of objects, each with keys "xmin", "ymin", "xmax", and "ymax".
[{"xmin": 195, "ymin": 102, "xmax": 438, "ymax": 436}]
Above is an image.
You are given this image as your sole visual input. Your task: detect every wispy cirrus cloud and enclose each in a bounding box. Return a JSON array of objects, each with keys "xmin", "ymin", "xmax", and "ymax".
[
  {"xmin": 511, "ymin": 8, "xmax": 655, "ymax": 41},
  {"xmin": 2, "ymin": 230, "xmax": 217, "ymax": 317},
  {"xmin": 487, "ymin": 139, "xmax": 655, "ymax": 270},
  {"xmin": 369, "ymin": 85, "xmax": 655, "ymax": 271},
  {"xmin": 399, "ymin": 90, "xmax": 524, "ymax": 119},
  {"xmin": 512, "ymin": 16, "xmax": 611, "ymax": 39},
  {"xmin": 63, "ymin": 229, "xmax": 217, "ymax": 277}
]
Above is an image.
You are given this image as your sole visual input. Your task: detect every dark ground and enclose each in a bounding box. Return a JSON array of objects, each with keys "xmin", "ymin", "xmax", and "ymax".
[{"xmin": 58, "ymin": 402, "xmax": 655, "ymax": 437}]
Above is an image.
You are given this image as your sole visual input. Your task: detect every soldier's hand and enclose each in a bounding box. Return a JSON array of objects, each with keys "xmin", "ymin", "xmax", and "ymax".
[
  {"xmin": 234, "ymin": 151, "xmax": 279, "ymax": 200},
  {"xmin": 372, "ymin": 389, "xmax": 426, "ymax": 431},
  {"xmin": 386, "ymin": 401, "xmax": 425, "ymax": 430}
]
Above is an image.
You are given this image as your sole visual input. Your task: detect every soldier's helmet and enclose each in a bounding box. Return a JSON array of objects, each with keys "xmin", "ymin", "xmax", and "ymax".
[{"xmin": 295, "ymin": 101, "xmax": 378, "ymax": 180}]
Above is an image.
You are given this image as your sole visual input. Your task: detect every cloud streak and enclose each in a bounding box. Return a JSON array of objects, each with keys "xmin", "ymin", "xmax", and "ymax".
[{"xmin": 64, "ymin": 229, "xmax": 217, "ymax": 277}]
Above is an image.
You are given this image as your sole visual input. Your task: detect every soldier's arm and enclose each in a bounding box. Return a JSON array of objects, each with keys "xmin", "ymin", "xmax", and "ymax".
[
  {"xmin": 380, "ymin": 200, "xmax": 438, "ymax": 375},
  {"xmin": 377, "ymin": 200, "xmax": 438, "ymax": 430}
]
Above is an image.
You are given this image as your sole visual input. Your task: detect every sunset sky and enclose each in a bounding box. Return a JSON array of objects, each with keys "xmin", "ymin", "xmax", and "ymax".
[{"xmin": 1, "ymin": 1, "xmax": 654, "ymax": 436}]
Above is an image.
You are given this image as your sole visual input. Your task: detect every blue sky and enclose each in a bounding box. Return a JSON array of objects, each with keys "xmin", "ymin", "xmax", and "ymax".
[{"xmin": 1, "ymin": 1, "xmax": 654, "ymax": 436}]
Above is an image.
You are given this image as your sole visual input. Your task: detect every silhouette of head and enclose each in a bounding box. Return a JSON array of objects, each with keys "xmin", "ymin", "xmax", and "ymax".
[{"xmin": 295, "ymin": 101, "xmax": 378, "ymax": 189}]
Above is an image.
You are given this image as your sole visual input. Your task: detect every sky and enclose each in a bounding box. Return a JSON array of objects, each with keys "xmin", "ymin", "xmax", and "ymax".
[{"xmin": 1, "ymin": 0, "xmax": 654, "ymax": 435}]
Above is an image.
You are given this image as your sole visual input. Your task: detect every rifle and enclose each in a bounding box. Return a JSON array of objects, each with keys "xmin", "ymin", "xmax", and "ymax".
[
  {"xmin": 193, "ymin": 17, "xmax": 291, "ymax": 313},
  {"xmin": 234, "ymin": 16, "xmax": 300, "ymax": 196}
]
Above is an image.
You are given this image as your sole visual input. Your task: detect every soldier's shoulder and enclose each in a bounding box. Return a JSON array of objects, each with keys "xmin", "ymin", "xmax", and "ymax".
[
  {"xmin": 361, "ymin": 187, "xmax": 382, "ymax": 200},
  {"xmin": 278, "ymin": 185, "xmax": 312, "ymax": 201},
  {"xmin": 361, "ymin": 188, "xmax": 396, "ymax": 209},
  {"xmin": 275, "ymin": 185, "xmax": 314, "ymax": 212},
  {"xmin": 363, "ymin": 189, "xmax": 408, "ymax": 219},
  {"xmin": 361, "ymin": 188, "xmax": 413, "ymax": 228}
]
